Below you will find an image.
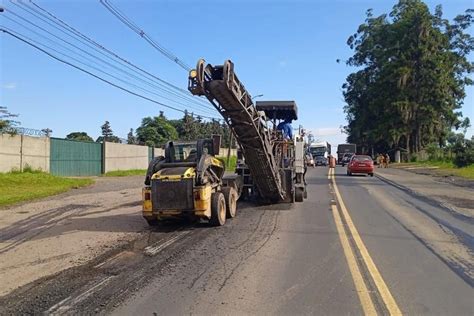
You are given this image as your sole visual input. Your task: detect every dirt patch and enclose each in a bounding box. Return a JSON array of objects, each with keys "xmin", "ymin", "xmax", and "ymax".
[
  {"xmin": 393, "ymin": 166, "xmax": 474, "ymax": 189},
  {"xmin": 434, "ymin": 196, "xmax": 474, "ymax": 210},
  {"xmin": 0, "ymin": 176, "xmax": 147, "ymax": 297}
]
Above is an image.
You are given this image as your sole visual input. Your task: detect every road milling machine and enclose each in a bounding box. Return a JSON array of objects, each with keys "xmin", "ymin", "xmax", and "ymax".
[{"xmin": 142, "ymin": 59, "xmax": 307, "ymax": 226}]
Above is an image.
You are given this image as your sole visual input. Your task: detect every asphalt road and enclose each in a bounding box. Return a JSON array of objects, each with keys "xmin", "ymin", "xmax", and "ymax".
[
  {"xmin": 1, "ymin": 166, "xmax": 472, "ymax": 315},
  {"xmin": 113, "ymin": 166, "xmax": 473, "ymax": 315}
]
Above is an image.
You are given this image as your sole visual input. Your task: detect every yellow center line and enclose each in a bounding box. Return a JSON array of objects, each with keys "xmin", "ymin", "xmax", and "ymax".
[
  {"xmin": 330, "ymin": 167, "xmax": 377, "ymax": 315},
  {"xmin": 331, "ymin": 167, "xmax": 403, "ymax": 315}
]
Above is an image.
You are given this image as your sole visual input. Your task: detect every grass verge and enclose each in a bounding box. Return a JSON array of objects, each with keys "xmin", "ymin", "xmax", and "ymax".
[
  {"xmin": 104, "ymin": 169, "xmax": 147, "ymax": 177},
  {"xmin": 0, "ymin": 171, "xmax": 94, "ymax": 207},
  {"xmin": 217, "ymin": 155, "xmax": 237, "ymax": 171},
  {"xmin": 394, "ymin": 162, "xmax": 474, "ymax": 179}
]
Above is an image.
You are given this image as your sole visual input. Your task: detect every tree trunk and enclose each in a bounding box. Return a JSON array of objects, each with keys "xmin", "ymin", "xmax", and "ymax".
[{"xmin": 406, "ymin": 134, "xmax": 411, "ymax": 160}]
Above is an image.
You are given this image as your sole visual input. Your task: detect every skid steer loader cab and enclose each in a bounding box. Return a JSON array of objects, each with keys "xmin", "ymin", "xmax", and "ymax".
[{"xmin": 142, "ymin": 136, "xmax": 233, "ymax": 226}]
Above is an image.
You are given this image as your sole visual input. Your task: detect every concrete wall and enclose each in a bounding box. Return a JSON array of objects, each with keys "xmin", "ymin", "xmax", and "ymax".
[
  {"xmin": 154, "ymin": 148, "xmax": 164, "ymax": 157},
  {"xmin": 218, "ymin": 148, "xmax": 237, "ymax": 157},
  {"xmin": 0, "ymin": 135, "xmax": 238, "ymax": 174},
  {"xmin": 104, "ymin": 142, "xmax": 149, "ymax": 172},
  {"xmin": 0, "ymin": 134, "xmax": 50, "ymax": 173}
]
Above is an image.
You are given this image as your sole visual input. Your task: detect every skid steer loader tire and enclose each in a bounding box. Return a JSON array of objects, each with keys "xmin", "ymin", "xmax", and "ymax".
[
  {"xmin": 222, "ymin": 187, "xmax": 237, "ymax": 218},
  {"xmin": 210, "ymin": 192, "xmax": 226, "ymax": 226}
]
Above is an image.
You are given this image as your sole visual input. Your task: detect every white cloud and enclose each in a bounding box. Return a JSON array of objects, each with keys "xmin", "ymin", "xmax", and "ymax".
[
  {"xmin": 310, "ymin": 127, "xmax": 343, "ymax": 137},
  {"xmin": 2, "ymin": 83, "xmax": 17, "ymax": 90}
]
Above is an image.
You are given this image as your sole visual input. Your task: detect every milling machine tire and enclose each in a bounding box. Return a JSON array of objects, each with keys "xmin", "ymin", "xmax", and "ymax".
[
  {"xmin": 210, "ymin": 192, "xmax": 226, "ymax": 226},
  {"xmin": 222, "ymin": 187, "xmax": 237, "ymax": 218},
  {"xmin": 295, "ymin": 186, "xmax": 304, "ymax": 202},
  {"xmin": 145, "ymin": 218, "xmax": 160, "ymax": 226}
]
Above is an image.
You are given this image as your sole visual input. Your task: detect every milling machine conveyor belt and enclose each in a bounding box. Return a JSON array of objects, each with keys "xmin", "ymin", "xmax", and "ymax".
[{"xmin": 188, "ymin": 59, "xmax": 285, "ymax": 202}]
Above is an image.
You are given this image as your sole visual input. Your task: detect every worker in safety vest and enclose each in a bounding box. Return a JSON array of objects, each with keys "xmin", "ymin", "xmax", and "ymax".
[{"xmin": 277, "ymin": 119, "xmax": 293, "ymax": 140}]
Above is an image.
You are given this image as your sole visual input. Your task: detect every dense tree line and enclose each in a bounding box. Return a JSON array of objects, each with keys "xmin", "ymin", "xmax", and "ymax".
[
  {"xmin": 135, "ymin": 111, "xmax": 232, "ymax": 147},
  {"xmin": 343, "ymin": 0, "xmax": 473, "ymax": 158},
  {"xmin": 64, "ymin": 112, "xmax": 232, "ymax": 148}
]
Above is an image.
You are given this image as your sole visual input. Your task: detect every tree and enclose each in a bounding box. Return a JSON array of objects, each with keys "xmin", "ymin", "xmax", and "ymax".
[
  {"xmin": 96, "ymin": 135, "xmax": 121, "ymax": 143},
  {"xmin": 343, "ymin": 1, "xmax": 474, "ymax": 156},
  {"xmin": 0, "ymin": 106, "xmax": 19, "ymax": 131},
  {"xmin": 127, "ymin": 128, "xmax": 137, "ymax": 144},
  {"xmin": 136, "ymin": 115, "xmax": 178, "ymax": 147},
  {"xmin": 98, "ymin": 121, "xmax": 120, "ymax": 143},
  {"xmin": 101, "ymin": 121, "xmax": 113, "ymax": 140},
  {"xmin": 66, "ymin": 132, "xmax": 93, "ymax": 142},
  {"xmin": 135, "ymin": 111, "xmax": 232, "ymax": 147}
]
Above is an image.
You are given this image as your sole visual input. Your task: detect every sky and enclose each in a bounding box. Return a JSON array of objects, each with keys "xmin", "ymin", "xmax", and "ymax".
[{"xmin": 1, "ymin": 0, "xmax": 473, "ymax": 148}]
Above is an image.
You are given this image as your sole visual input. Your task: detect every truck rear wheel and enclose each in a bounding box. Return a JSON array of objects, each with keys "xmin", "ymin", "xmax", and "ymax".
[
  {"xmin": 222, "ymin": 187, "xmax": 237, "ymax": 218},
  {"xmin": 210, "ymin": 192, "xmax": 226, "ymax": 226}
]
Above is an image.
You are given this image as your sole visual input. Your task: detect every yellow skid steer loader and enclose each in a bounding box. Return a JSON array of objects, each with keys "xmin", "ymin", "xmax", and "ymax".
[{"xmin": 142, "ymin": 136, "xmax": 238, "ymax": 226}]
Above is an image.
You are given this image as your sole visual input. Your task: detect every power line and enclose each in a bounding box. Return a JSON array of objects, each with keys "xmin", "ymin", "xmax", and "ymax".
[
  {"xmin": 0, "ymin": 27, "xmax": 219, "ymax": 119},
  {"xmin": 4, "ymin": 1, "xmax": 221, "ymax": 119},
  {"xmin": 3, "ymin": 15, "xmax": 218, "ymax": 117},
  {"xmin": 18, "ymin": 0, "xmax": 217, "ymax": 113},
  {"xmin": 100, "ymin": 0, "xmax": 192, "ymax": 71}
]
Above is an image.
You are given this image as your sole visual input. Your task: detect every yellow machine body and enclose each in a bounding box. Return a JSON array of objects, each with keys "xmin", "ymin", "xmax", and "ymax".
[{"xmin": 142, "ymin": 162, "xmax": 221, "ymax": 222}]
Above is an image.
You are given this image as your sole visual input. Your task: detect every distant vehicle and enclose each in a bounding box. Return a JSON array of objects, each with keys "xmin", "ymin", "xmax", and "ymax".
[
  {"xmin": 337, "ymin": 143, "xmax": 356, "ymax": 164},
  {"xmin": 341, "ymin": 153, "xmax": 354, "ymax": 166},
  {"xmin": 309, "ymin": 141, "xmax": 331, "ymax": 159},
  {"xmin": 315, "ymin": 155, "xmax": 328, "ymax": 166},
  {"xmin": 347, "ymin": 155, "xmax": 374, "ymax": 177},
  {"xmin": 306, "ymin": 153, "xmax": 315, "ymax": 167}
]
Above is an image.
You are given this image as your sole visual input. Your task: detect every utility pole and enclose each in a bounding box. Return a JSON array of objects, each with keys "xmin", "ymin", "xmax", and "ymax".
[{"xmin": 42, "ymin": 128, "xmax": 53, "ymax": 137}]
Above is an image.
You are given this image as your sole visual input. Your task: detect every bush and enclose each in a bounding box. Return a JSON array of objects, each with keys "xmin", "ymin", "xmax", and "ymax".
[
  {"xmin": 426, "ymin": 143, "xmax": 443, "ymax": 161},
  {"xmin": 9, "ymin": 164, "xmax": 43, "ymax": 174},
  {"xmin": 451, "ymin": 138, "xmax": 474, "ymax": 167}
]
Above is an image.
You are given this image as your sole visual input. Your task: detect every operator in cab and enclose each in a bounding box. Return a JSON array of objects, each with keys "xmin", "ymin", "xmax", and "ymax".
[{"xmin": 277, "ymin": 118, "xmax": 293, "ymax": 140}]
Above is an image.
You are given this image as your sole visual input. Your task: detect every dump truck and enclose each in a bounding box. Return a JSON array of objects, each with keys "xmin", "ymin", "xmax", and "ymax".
[
  {"xmin": 337, "ymin": 143, "xmax": 357, "ymax": 164},
  {"xmin": 142, "ymin": 59, "xmax": 307, "ymax": 226}
]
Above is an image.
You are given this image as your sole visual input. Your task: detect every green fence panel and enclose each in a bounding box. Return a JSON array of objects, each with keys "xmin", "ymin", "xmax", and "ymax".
[
  {"xmin": 148, "ymin": 147, "xmax": 153, "ymax": 162},
  {"xmin": 50, "ymin": 138, "xmax": 102, "ymax": 176}
]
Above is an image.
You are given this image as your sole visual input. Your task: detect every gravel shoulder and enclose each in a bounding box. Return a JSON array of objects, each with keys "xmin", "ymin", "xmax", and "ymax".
[
  {"xmin": 0, "ymin": 176, "xmax": 147, "ymax": 297},
  {"xmin": 376, "ymin": 167, "xmax": 474, "ymax": 219}
]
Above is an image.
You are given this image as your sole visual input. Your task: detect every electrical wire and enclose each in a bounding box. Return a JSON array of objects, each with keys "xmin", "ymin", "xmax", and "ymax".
[
  {"xmin": 3, "ymin": 14, "xmax": 219, "ymax": 117},
  {"xmin": 16, "ymin": 0, "xmax": 217, "ymax": 113},
  {"xmin": 100, "ymin": 0, "xmax": 192, "ymax": 71},
  {"xmin": 0, "ymin": 26, "xmax": 219, "ymax": 119}
]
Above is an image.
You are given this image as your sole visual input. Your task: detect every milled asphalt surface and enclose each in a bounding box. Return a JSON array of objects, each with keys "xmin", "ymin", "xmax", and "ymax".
[
  {"xmin": 113, "ymin": 167, "xmax": 472, "ymax": 315},
  {"xmin": 0, "ymin": 166, "xmax": 472, "ymax": 314},
  {"xmin": 114, "ymin": 166, "xmax": 361, "ymax": 315}
]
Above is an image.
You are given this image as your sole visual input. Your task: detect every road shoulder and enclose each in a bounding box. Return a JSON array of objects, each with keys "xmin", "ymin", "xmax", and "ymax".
[
  {"xmin": 0, "ymin": 176, "xmax": 146, "ymax": 297},
  {"xmin": 375, "ymin": 167, "xmax": 474, "ymax": 219}
]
